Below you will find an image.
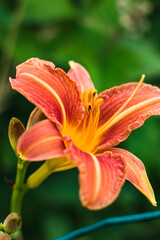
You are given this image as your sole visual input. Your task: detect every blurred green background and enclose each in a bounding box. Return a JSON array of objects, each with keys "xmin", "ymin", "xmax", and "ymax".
[{"xmin": 0, "ymin": 0, "xmax": 160, "ymax": 239}]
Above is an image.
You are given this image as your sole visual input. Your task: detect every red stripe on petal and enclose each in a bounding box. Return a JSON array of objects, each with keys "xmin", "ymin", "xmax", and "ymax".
[
  {"xmin": 10, "ymin": 58, "xmax": 84, "ymax": 130},
  {"xmin": 68, "ymin": 61, "xmax": 95, "ymax": 92},
  {"xmin": 97, "ymin": 83, "xmax": 160, "ymax": 149},
  {"xmin": 17, "ymin": 119, "xmax": 65, "ymax": 161},
  {"xmin": 65, "ymin": 143, "xmax": 126, "ymax": 210},
  {"xmin": 111, "ymin": 148, "xmax": 156, "ymax": 206}
]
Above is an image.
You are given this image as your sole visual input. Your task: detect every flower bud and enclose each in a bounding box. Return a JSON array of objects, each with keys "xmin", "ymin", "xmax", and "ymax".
[
  {"xmin": 26, "ymin": 107, "xmax": 46, "ymax": 129},
  {"xmin": 4, "ymin": 213, "xmax": 22, "ymax": 234},
  {"xmin": 8, "ymin": 118, "xmax": 25, "ymax": 151},
  {"xmin": 0, "ymin": 231, "xmax": 11, "ymax": 240}
]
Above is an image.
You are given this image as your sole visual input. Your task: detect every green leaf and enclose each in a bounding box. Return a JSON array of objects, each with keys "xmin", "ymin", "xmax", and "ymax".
[
  {"xmin": 24, "ymin": 0, "xmax": 75, "ymax": 23},
  {"xmin": 99, "ymin": 38, "xmax": 160, "ymax": 90}
]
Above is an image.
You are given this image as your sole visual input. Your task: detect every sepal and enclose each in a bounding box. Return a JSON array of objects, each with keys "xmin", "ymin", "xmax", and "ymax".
[
  {"xmin": 8, "ymin": 118, "xmax": 25, "ymax": 151},
  {"xmin": 26, "ymin": 107, "xmax": 46, "ymax": 129}
]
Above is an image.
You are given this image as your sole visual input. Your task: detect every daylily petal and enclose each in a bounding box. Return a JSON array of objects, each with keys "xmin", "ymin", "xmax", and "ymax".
[
  {"xmin": 68, "ymin": 61, "xmax": 95, "ymax": 92},
  {"xmin": 111, "ymin": 148, "xmax": 156, "ymax": 206},
  {"xmin": 97, "ymin": 82, "xmax": 160, "ymax": 149},
  {"xmin": 10, "ymin": 58, "xmax": 84, "ymax": 130},
  {"xmin": 17, "ymin": 119, "xmax": 65, "ymax": 161},
  {"xmin": 65, "ymin": 143, "xmax": 126, "ymax": 210}
]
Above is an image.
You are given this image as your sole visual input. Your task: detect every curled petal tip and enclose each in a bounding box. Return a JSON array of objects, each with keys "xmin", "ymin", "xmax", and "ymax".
[
  {"xmin": 68, "ymin": 61, "xmax": 95, "ymax": 92},
  {"xmin": 68, "ymin": 60, "xmax": 75, "ymax": 66},
  {"xmin": 152, "ymin": 201, "xmax": 157, "ymax": 207},
  {"xmin": 148, "ymin": 194, "xmax": 157, "ymax": 207},
  {"xmin": 111, "ymin": 148, "xmax": 157, "ymax": 207}
]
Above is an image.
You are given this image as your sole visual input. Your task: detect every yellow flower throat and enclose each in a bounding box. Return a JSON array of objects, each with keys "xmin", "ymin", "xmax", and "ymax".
[
  {"xmin": 63, "ymin": 74, "xmax": 145, "ymax": 153},
  {"xmin": 63, "ymin": 89, "xmax": 103, "ymax": 153}
]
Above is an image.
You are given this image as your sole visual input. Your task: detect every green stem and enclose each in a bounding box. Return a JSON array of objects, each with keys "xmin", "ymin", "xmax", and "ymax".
[{"xmin": 11, "ymin": 158, "xmax": 29, "ymax": 215}]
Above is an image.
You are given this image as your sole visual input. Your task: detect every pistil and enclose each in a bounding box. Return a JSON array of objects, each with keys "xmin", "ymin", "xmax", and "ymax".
[{"xmin": 96, "ymin": 74, "xmax": 145, "ymax": 138}]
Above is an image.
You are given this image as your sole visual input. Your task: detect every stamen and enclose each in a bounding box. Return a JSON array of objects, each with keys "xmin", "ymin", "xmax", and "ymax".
[
  {"xmin": 81, "ymin": 90, "xmax": 87, "ymax": 104},
  {"xmin": 96, "ymin": 74, "xmax": 145, "ymax": 136},
  {"xmin": 94, "ymin": 98, "xmax": 103, "ymax": 113},
  {"xmin": 87, "ymin": 89, "xmax": 97, "ymax": 103},
  {"xmin": 70, "ymin": 89, "xmax": 103, "ymax": 153},
  {"xmin": 93, "ymin": 90, "xmax": 97, "ymax": 98},
  {"xmin": 88, "ymin": 104, "xmax": 92, "ymax": 113},
  {"xmin": 80, "ymin": 97, "xmax": 103, "ymax": 151},
  {"xmin": 87, "ymin": 89, "xmax": 94, "ymax": 103}
]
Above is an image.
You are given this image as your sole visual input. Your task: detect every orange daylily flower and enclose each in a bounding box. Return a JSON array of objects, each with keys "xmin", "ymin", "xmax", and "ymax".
[{"xmin": 10, "ymin": 58, "xmax": 160, "ymax": 210}]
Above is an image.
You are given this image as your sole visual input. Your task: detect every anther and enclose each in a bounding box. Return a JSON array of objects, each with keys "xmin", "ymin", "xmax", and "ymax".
[
  {"xmin": 93, "ymin": 90, "xmax": 97, "ymax": 98},
  {"xmin": 87, "ymin": 89, "xmax": 94, "ymax": 103},
  {"xmin": 88, "ymin": 104, "xmax": 92, "ymax": 113}
]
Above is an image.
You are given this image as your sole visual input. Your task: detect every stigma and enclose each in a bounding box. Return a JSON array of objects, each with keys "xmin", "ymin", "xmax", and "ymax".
[{"xmin": 96, "ymin": 74, "xmax": 145, "ymax": 138}]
